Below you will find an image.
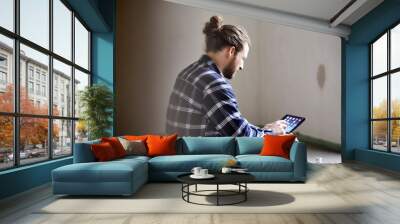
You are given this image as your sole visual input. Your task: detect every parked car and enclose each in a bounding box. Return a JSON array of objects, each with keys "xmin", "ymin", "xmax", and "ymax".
[{"xmin": 10, "ymin": 150, "xmax": 32, "ymax": 160}]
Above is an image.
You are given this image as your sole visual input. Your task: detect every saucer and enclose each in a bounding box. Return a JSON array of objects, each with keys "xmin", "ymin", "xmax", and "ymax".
[{"xmin": 190, "ymin": 174, "xmax": 215, "ymax": 179}]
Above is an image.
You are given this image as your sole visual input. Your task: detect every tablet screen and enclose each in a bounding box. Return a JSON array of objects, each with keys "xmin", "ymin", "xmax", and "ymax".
[{"xmin": 281, "ymin": 114, "xmax": 306, "ymax": 133}]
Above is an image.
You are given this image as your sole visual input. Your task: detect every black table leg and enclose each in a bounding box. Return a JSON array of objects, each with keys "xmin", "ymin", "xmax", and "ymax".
[
  {"xmin": 216, "ymin": 184, "xmax": 219, "ymax": 206},
  {"xmin": 245, "ymin": 183, "xmax": 247, "ymax": 201},
  {"xmin": 187, "ymin": 184, "xmax": 190, "ymax": 202},
  {"xmin": 195, "ymin": 184, "xmax": 197, "ymax": 192}
]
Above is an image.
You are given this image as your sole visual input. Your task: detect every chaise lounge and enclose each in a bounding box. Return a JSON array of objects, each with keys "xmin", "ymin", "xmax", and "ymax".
[{"xmin": 52, "ymin": 137, "xmax": 307, "ymax": 196}]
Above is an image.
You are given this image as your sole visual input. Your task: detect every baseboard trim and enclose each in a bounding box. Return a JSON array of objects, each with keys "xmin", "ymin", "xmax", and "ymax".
[{"xmin": 295, "ymin": 132, "xmax": 341, "ymax": 152}]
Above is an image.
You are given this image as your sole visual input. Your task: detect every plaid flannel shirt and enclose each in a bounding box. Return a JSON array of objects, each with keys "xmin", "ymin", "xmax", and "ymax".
[{"xmin": 166, "ymin": 55, "xmax": 270, "ymax": 137}]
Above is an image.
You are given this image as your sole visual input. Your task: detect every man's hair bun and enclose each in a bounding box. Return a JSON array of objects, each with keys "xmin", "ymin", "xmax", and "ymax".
[
  {"xmin": 202, "ymin": 15, "xmax": 250, "ymax": 54},
  {"xmin": 203, "ymin": 15, "xmax": 223, "ymax": 36}
]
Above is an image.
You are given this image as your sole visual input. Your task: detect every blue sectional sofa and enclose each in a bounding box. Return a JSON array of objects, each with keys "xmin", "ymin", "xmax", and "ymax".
[{"xmin": 52, "ymin": 137, "xmax": 307, "ymax": 196}]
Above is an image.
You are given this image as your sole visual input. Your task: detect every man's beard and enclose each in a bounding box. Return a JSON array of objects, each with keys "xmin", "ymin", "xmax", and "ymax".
[{"xmin": 222, "ymin": 58, "xmax": 237, "ymax": 80}]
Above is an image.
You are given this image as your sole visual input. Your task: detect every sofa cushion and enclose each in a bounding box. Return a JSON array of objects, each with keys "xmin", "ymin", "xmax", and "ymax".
[
  {"xmin": 260, "ymin": 134, "xmax": 296, "ymax": 159},
  {"xmin": 149, "ymin": 154, "xmax": 235, "ymax": 172},
  {"xmin": 91, "ymin": 142, "xmax": 118, "ymax": 161},
  {"xmin": 53, "ymin": 158, "xmax": 147, "ymax": 183},
  {"xmin": 114, "ymin": 155, "xmax": 150, "ymax": 163},
  {"xmin": 236, "ymin": 155, "xmax": 293, "ymax": 172},
  {"xmin": 101, "ymin": 137, "xmax": 127, "ymax": 158},
  {"xmin": 118, "ymin": 138, "xmax": 147, "ymax": 156},
  {"xmin": 235, "ymin": 137, "xmax": 263, "ymax": 155},
  {"xmin": 147, "ymin": 134, "xmax": 178, "ymax": 157},
  {"xmin": 178, "ymin": 137, "xmax": 235, "ymax": 155}
]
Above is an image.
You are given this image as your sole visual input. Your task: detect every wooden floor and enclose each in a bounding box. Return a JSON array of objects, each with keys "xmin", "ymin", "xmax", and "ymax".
[{"xmin": 1, "ymin": 148, "xmax": 400, "ymax": 224}]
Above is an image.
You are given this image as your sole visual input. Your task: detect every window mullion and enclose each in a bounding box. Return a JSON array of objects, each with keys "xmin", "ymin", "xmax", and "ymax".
[
  {"xmin": 48, "ymin": 0, "xmax": 54, "ymax": 160},
  {"xmin": 71, "ymin": 10, "xmax": 76, "ymax": 155},
  {"xmin": 13, "ymin": 0, "xmax": 20, "ymax": 167},
  {"xmin": 388, "ymin": 30, "xmax": 391, "ymax": 152}
]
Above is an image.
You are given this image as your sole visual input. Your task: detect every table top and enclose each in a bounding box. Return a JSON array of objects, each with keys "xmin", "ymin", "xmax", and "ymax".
[{"xmin": 177, "ymin": 172, "xmax": 255, "ymax": 185}]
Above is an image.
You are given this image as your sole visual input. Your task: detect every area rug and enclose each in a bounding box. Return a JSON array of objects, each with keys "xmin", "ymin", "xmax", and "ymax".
[{"xmin": 37, "ymin": 183, "xmax": 362, "ymax": 214}]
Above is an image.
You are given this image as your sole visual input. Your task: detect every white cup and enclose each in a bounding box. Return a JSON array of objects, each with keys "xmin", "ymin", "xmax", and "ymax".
[
  {"xmin": 191, "ymin": 167, "xmax": 202, "ymax": 176},
  {"xmin": 199, "ymin": 169, "xmax": 208, "ymax": 176},
  {"xmin": 221, "ymin": 167, "xmax": 231, "ymax": 173}
]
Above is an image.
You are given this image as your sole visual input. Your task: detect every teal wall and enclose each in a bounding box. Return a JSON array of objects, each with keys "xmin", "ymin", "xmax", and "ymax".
[
  {"xmin": 0, "ymin": 158, "xmax": 72, "ymax": 199},
  {"xmin": 343, "ymin": 0, "xmax": 400, "ymax": 171},
  {"xmin": 91, "ymin": 0, "xmax": 115, "ymax": 135},
  {"xmin": 0, "ymin": 0, "xmax": 115, "ymax": 200}
]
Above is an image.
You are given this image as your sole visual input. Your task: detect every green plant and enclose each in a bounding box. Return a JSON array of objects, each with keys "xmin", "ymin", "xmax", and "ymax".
[{"xmin": 79, "ymin": 84, "xmax": 113, "ymax": 140}]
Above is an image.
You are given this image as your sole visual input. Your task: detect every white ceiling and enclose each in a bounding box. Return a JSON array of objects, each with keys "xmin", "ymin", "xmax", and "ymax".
[
  {"xmin": 222, "ymin": 0, "xmax": 384, "ymax": 26},
  {"xmin": 224, "ymin": 0, "xmax": 352, "ymax": 23},
  {"xmin": 165, "ymin": 0, "xmax": 384, "ymax": 38}
]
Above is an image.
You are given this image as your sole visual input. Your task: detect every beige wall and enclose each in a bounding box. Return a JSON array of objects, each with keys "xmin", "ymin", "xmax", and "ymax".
[{"xmin": 116, "ymin": 0, "xmax": 341, "ymax": 143}]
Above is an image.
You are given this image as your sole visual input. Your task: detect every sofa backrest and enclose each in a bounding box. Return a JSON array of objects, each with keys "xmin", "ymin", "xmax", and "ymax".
[
  {"xmin": 177, "ymin": 137, "xmax": 236, "ymax": 155},
  {"xmin": 74, "ymin": 136, "xmax": 266, "ymax": 162},
  {"xmin": 235, "ymin": 137, "xmax": 263, "ymax": 155}
]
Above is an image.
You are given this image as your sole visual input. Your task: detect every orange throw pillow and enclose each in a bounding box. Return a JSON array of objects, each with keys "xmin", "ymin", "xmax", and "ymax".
[
  {"xmin": 260, "ymin": 134, "xmax": 296, "ymax": 159},
  {"xmin": 124, "ymin": 135, "xmax": 148, "ymax": 141},
  {"xmin": 91, "ymin": 142, "xmax": 118, "ymax": 161},
  {"xmin": 101, "ymin": 137, "xmax": 127, "ymax": 158},
  {"xmin": 146, "ymin": 134, "xmax": 178, "ymax": 157}
]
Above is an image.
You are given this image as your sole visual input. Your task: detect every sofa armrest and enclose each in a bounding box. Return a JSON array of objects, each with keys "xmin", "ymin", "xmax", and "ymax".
[
  {"xmin": 73, "ymin": 140, "xmax": 100, "ymax": 163},
  {"xmin": 289, "ymin": 141, "xmax": 307, "ymax": 181}
]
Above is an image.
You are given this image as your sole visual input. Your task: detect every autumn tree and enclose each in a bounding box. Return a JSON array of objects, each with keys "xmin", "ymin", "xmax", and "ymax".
[
  {"xmin": 0, "ymin": 84, "xmax": 59, "ymax": 152},
  {"xmin": 372, "ymin": 99, "xmax": 400, "ymax": 143}
]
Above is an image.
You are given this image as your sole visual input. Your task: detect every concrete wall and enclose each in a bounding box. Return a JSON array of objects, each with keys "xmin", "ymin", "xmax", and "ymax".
[
  {"xmin": 258, "ymin": 23, "xmax": 341, "ymax": 143},
  {"xmin": 116, "ymin": 0, "xmax": 341, "ymax": 143}
]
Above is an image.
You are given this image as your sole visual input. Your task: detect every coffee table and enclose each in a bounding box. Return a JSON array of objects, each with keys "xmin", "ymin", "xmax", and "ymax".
[{"xmin": 177, "ymin": 172, "xmax": 255, "ymax": 206}]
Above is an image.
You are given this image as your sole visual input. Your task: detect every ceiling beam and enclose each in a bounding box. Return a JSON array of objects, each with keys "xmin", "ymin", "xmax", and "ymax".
[
  {"xmin": 330, "ymin": 0, "xmax": 368, "ymax": 27},
  {"xmin": 164, "ymin": 0, "xmax": 351, "ymax": 38}
]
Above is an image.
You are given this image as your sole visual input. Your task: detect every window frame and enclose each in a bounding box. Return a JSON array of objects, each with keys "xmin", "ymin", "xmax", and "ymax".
[
  {"xmin": 0, "ymin": 0, "xmax": 92, "ymax": 171},
  {"xmin": 370, "ymin": 20, "xmax": 400, "ymax": 154}
]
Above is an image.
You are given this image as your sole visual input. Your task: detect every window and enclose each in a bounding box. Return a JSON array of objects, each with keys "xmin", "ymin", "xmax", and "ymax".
[
  {"xmin": 53, "ymin": 59, "xmax": 71, "ymax": 117},
  {"xmin": 20, "ymin": 0, "xmax": 49, "ymax": 49},
  {"xmin": 0, "ymin": 0, "xmax": 14, "ymax": 32},
  {"xmin": 370, "ymin": 23, "xmax": 400, "ymax": 153},
  {"xmin": 28, "ymin": 67, "xmax": 34, "ymax": 80},
  {"xmin": 53, "ymin": 0, "xmax": 72, "ymax": 60},
  {"xmin": 74, "ymin": 69, "xmax": 89, "ymax": 118},
  {"xmin": 0, "ymin": 0, "xmax": 91, "ymax": 170},
  {"xmin": 35, "ymin": 84, "xmax": 40, "ymax": 95},
  {"xmin": 35, "ymin": 70, "xmax": 40, "ymax": 81},
  {"xmin": 75, "ymin": 18, "xmax": 89, "ymax": 70},
  {"xmin": 0, "ymin": 71, "xmax": 6, "ymax": 85},
  {"xmin": 0, "ymin": 34, "xmax": 13, "ymax": 112},
  {"xmin": 0, "ymin": 55, "xmax": 7, "ymax": 67},
  {"xmin": 28, "ymin": 81, "xmax": 34, "ymax": 94},
  {"xmin": 42, "ymin": 85, "xmax": 46, "ymax": 97}
]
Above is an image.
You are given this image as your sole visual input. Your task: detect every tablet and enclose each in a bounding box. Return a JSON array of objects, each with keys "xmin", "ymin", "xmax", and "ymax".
[{"xmin": 281, "ymin": 114, "xmax": 306, "ymax": 133}]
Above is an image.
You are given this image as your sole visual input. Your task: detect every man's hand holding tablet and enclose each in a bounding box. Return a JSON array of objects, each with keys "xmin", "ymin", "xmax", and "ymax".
[
  {"xmin": 263, "ymin": 120, "xmax": 288, "ymax": 135},
  {"xmin": 262, "ymin": 115, "xmax": 305, "ymax": 135}
]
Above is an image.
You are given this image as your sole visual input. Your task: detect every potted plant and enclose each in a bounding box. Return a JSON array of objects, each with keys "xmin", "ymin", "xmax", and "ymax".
[{"xmin": 79, "ymin": 84, "xmax": 114, "ymax": 140}]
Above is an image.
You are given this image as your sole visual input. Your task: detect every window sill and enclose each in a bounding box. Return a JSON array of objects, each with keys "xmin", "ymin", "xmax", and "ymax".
[{"xmin": 0, "ymin": 156, "xmax": 72, "ymax": 176}]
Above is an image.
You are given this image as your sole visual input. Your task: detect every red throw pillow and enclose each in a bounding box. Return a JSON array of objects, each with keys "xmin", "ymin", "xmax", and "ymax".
[
  {"xmin": 146, "ymin": 134, "xmax": 178, "ymax": 157},
  {"xmin": 260, "ymin": 134, "xmax": 296, "ymax": 159},
  {"xmin": 101, "ymin": 137, "xmax": 127, "ymax": 158},
  {"xmin": 91, "ymin": 142, "xmax": 118, "ymax": 161}
]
